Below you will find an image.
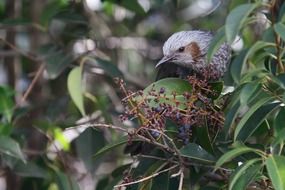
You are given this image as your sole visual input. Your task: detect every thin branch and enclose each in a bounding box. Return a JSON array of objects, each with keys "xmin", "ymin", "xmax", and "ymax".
[
  {"xmin": 18, "ymin": 63, "xmax": 45, "ymax": 106},
  {"xmin": 114, "ymin": 164, "xmax": 179, "ymax": 188},
  {"xmin": 178, "ymin": 169, "xmax": 184, "ymax": 190},
  {"xmin": 0, "ymin": 37, "xmax": 40, "ymax": 62},
  {"xmin": 90, "ymin": 123, "xmax": 129, "ymax": 133}
]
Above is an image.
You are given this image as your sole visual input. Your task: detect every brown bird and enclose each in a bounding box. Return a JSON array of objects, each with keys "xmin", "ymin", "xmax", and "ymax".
[{"xmin": 156, "ymin": 30, "xmax": 231, "ymax": 80}]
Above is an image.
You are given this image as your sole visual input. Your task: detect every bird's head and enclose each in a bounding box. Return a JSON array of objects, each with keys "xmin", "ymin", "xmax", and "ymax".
[{"xmin": 156, "ymin": 31, "xmax": 213, "ymax": 69}]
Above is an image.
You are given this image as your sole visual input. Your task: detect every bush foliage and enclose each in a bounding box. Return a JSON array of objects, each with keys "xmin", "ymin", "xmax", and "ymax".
[{"xmin": 1, "ymin": 0, "xmax": 285, "ymax": 190}]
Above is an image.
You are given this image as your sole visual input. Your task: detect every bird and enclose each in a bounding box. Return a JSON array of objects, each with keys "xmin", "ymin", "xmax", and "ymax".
[
  {"xmin": 124, "ymin": 30, "xmax": 231, "ymax": 156},
  {"xmin": 155, "ymin": 30, "xmax": 231, "ymax": 80}
]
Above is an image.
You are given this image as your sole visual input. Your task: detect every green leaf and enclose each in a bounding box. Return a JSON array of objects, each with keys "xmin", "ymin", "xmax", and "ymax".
[
  {"xmin": 67, "ymin": 66, "xmax": 86, "ymax": 116},
  {"xmin": 274, "ymin": 107, "xmax": 285, "ymax": 135},
  {"xmin": 230, "ymin": 49, "xmax": 248, "ymax": 83},
  {"xmin": 0, "ymin": 87, "xmax": 14, "ymax": 123},
  {"xmin": 222, "ymin": 101, "xmax": 240, "ymax": 140},
  {"xmin": 215, "ymin": 145, "xmax": 263, "ymax": 169},
  {"xmin": 242, "ymin": 41, "xmax": 275, "ymax": 67},
  {"xmin": 39, "ymin": 44, "xmax": 74, "ymax": 79},
  {"xmin": 142, "ymin": 78, "xmax": 192, "ymax": 109},
  {"xmin": 239, "ymin": 82, "xmax": 260, "ymax": 106},
  {"xmin": 225, "ymin": 3, "xmax": 259, "ymax": 43},
  {"xmin": 87, "ymin": 57, "xmax": 123, "ymax": 78},
  {"xmin": 278, "ymin": 3, "xmax": 285, "ymax": 22},
  {"xmin": 40, "ymin": 1, "xmax": 68, "ymax": 26},
  {"xmin": 230, "ymin": 162, "xmax": 261, "ymax": 190},
  {"xmin": 207, "ymin": 27, "xmax": 226, "ymax": 63},
  {"xmin": 229, "ymin": 158, "xmax": 261, "ymax": 189},
  {"xmin": 0, "ymin": 136, "xmax": 26, "ymax": 163},
  {"xmin": 13, "ymin": 161, "xmax": 47, "ymax": 178},
  {"xmin": 180, "ymin": 143, "xmax": 216, "ymax": 163},
  {"xmin": 55, "ymin": 170, "xmax": 80, "ymax": 190},
  {"xmin": 75, "ymin": 128, "xmax": 106, "ymax": 171},
  {"xmin": 274, "ymin": 22, "xmax": 285, "ymax": 42},
  {"xmin": 195, "ymin": 123, "xmax": 214, "ymax": 155},
  {"xmin": 93, "ymin": 136, "xmax": 129, "ymax": 159},
  {"xmin": 266, "ymin": 155, "xmax": 285, "ymax": 190},
  {"xmin": 236, "ymin": 102, "xmax": 280, "ymax": 141},
  {"xmin": 243, "ymin": 41, "xmax": 275, "ymax": 65},
  {"xmin": 111, "ymin": 164, "xmax": 132, "ymax": 178},
  {"xmin": 234, "ymin": 96, "xmax": 274, "ymax": 141},
  {"xmin": 152, "ymin": 171, "xmax": 169, "ymax": 190}
]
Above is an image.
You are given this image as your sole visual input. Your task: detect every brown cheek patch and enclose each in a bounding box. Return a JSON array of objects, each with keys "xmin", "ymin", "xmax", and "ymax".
[{"xmin": 185, "ymin": 42, "xmax": 201, "ymax": 62}]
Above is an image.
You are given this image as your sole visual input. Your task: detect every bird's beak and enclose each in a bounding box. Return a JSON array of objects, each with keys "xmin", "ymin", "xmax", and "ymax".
[{"xmin": 155, "ymin": 54, "xmax": 174, "ymax": 68}]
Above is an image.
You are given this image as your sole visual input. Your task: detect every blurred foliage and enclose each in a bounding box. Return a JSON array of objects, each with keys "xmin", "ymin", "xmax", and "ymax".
[{"xmin": 0, "ymin": 0, "xmax": 285, "ymax": 190}]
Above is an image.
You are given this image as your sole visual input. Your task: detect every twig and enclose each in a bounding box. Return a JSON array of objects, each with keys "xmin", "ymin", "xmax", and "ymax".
[
  {"xmin": 89, "ymin": 123, "xmax": 129, "ymax": 133},
  {"xmin": 0, "ymin": 37, "xmax": 40, "ymax": 62},
  {"xmin": 18, "ymin": 63, "xmax": 45, "ymax": 106},
  {"xmin": 114, "ymin": 164, "xmax": 179, "ymax": 188},
  {"xmin": 138, "ymin": 154, "xmax": 179, "ymax": 164},
  {"xmin": 178, "ymin": 169, "xmax": 184, "ymax": 190}
]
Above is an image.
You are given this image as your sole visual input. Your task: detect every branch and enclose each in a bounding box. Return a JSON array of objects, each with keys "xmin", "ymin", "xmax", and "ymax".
[
  {"xmin": 114, "ymin": 164, "xmax": 179, "ymax": 188},
  {"xmin": 18, "ymin": 63, "xmax": 45, "ymax": 106}
]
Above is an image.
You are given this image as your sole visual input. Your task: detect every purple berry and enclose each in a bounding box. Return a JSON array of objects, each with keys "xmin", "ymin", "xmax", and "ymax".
[{"xmin": 159, "ymin": 87, "xmax": 165, "ymax": 94}]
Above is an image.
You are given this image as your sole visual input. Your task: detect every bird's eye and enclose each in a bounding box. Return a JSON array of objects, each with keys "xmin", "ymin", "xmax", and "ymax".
[{"xmin": 178, "ymin": 47, "xmax": 185, "ymax": 52}]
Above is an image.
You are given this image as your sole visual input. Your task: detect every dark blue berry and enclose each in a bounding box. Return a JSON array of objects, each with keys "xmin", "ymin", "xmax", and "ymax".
[
  {"xmin": 159, "ymin": 87, "xmax": 165, "ymax": 94},
  {"xmin": 151, "ymin": 131, "xmax": 160, "ymax": 138},
  {"xmin": 183, "ymin": 138, "xmax": 189, "ymax": 145},
  {"xmin": 178, "ymin": 127, "xmax": 185, "ymax": 133},
  {"xmin": 184, "ymin": 124, "xmax": 191, "ymax": 130},
  {"xmin": 154, "ymin": 106, "xmax": 162, "ymax": 112}
]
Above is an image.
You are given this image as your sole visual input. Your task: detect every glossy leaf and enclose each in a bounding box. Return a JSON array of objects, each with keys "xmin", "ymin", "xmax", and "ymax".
[
  {"xmin": 93, "ymin": 136, "xmax": 129, "ymax": 159},
  {"xmin": 230, "ymin": 49, "xmax": 248, "ymax": 83},
  {"xmin": 75, "ymin": 128, "xmax": 106, "ymax": 171},
  {"xmin": 13, "ymin": 161, "xmax": 47, "ymax": 178},
  {"xmin": 0, "ymin": 136, "xmax": 26, "ymax": 163},
  {"xmin": 151, "ymin": 172, "xmax": 169, "ymax": 190},
  {"xmin": 225, "ymin": 3, "xmax": 259, "ymax": 43},
  {"xmin": 239, "ymin": 82, "xmax": 260, "ymax": 106},
  {"xmin": 278, "ymin": 3, "xmax": 285, "ymax": 22},
  {"xmin": 206, "ymin": 27, "xmax": 226, "ymax": 63},
  {"xmin": 55, "ymin": 170, "xmax": 80, "ymax": 190},
  {"xmin": 234, "ymin": 96, "xmax": 274, "ymax": 141},
  {"xmin": 67, "ymin": 66, "xmax": 86, "ymax": 116},
  {"xmin": 180, "ymin": 143, "xmax": 216, "ymax": 163},
  {"xmin": 215, "ymin": 145, "xmax": 263, "ymax": 169},
  {"xmin": 274, "ymin": 22, "xmax": 285, "ymax": 42},
  {"xmin": 142, "ymin": 78, "xmax": 192, "ymax": 109},
  {"xmin": 229, "ymin": 158, "xmax": 261, "ymax": 189},
  {"xmin": 235, "ymin": 102, "xmax": 280, "ymax": 141},
  {"xmin": 87, "ymin": 57, "xmax": 124, "ymax": 78},
  {"xmin": 39, "ymin": 44, "xmax": 74, "ymax": 79},
  {"xmin": 266, "ymin": 155, "xmax": 285, "ymax": 190},
  {"xmin": 195, "ymin": 123, "xmax": 214, "ymax": 154},
  {"xmin": 274, "ymin": 107, "xmax": 285, "ymax": 135},
  {"xmin": 242, "ymin": 41, "xmax": 275, "ymax": 68},
  {"xmin": 230, "ymin": 162, "xmax": 261, "ymax": 190},
  {"xmin": 222, "ymin": 101, "xmax": 240, "ymax": 140}
]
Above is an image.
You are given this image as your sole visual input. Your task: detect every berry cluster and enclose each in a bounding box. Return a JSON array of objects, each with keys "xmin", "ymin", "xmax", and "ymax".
[{"xmin": 116, "ymin": 76, "xmax": 224, "ymax": 147}]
